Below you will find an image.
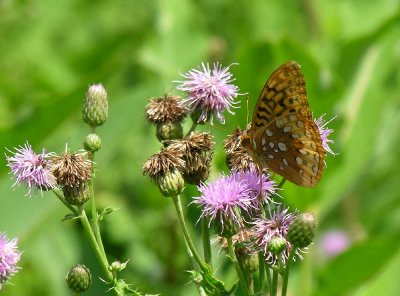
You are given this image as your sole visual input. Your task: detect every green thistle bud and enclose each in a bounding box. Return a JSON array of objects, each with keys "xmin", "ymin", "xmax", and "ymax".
[
  {"xmin": 65, "ymin": 264, "xmax": 92, "ymax": 293},
  {"xmin": 237, "ymin": 251, "xmax": 258, "ymax": 272},
  {"xmin": 63, "ymin": 183, "xmax": 91, "ymax": 206},
  {"xmin": 267, "ymin": 236, "xmax": 287, "ymax": 255},
  {"xmin": 156, "ymin": 121, "xmax": 183, "ymax": 141},
  {"xmin": 82, "ymin": 84, "xmax": 108, "ymax": 128},
  {"xmin": 108, "ymin": 260, "xmax": 128, "ymax": 273},
  {"xmin": 157, "ymin": 170, "xmax": 184, "ymax": 197},
  {"xmin": 287, "ymin": 212, "xmax": 317, "ymax": 248},
  {"xmin": 214, "ymin": 215, "xmax": 239, "ymax": 238},
  {"xmin": 84, "ymin": 133, "xmax": 102, "ymax": 152}
]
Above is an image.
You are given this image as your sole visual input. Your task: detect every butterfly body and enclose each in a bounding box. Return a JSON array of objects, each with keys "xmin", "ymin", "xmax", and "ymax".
[{"xmin": 241, "ymin": 61, "xmax": 325, "ymax": 187}]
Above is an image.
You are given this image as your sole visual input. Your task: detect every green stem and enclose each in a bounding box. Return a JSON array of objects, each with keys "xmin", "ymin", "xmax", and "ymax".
[
  {"xmin": 272, "ymin": 269, "xmax": 278, "ymax": 296},
  {"xmin": 185, "ymin": 121, "xmax": 198, "ymax": 137},
  {"xmin": 266, "ymin": 266, "xmax": 272, "ymax": 295},
  {"xmin": 281, "ymin": 249, "xmax": 296, "ymax": 296},
  {"xmin": 171, "ymin": 195, "xmax": 205, "ymax": 270},
  {"xmin": 257, "ymin": 253, "xmax": 265, "ymax": 293},
  {"xmin": 72, "ymin": 292, "xmax": 79, "ymax": 296},
  {"xmin": 53, "ymin": 189, "xmax": 79, "ymax": 215},
  {"xmin": 87, "ymin": 152, "xmax": 106, "ymax": 257},
  {"xmin": 77, "ymin": 206, "xmax": 113, "ymax": 282},
  {"xmin": 227, "ymin": 237, "xmax": 250, "ymax": 296},
  {"xmin": 201, "ymin": 217, "xmax": 212, "ymax": 267}
]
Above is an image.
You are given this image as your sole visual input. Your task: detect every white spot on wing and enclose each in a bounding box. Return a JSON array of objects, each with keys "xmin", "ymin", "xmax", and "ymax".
[
  {"xmin": 283, "ymin": 158, "xmax": 288, "ymax": 166},
  {"xmin": 278, "ymin": 142, "xmax": 287, "ymax": 151},
  {"xmin": 266, "ymin": 129, "xmax": 273, "ymax": 136}
]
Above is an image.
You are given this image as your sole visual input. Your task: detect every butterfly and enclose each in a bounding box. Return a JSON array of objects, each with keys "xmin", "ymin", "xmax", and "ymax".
[{"xmin": 241, "ymin": 61, "xmax": 325, "ymax": 187}]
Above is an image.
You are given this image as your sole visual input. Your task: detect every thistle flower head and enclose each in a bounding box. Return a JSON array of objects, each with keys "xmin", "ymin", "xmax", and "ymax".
[
  {"xmin": 252, "ymin": 206, "xmax": 302, "ymax": 265},
  {"xmin": 315, "ymin": 114, "xmax": 336, "ymax": 155},
  {"xmin": 50, "ymin": 151, "xmax": 93, "ymax": 188},
  {"xmin": 176, "ymin": 62, "xmax": 241, "ymax": 124},
  {"xmin": 6, "ymin": 143, "xmax": 56, "ymax": 196},
  {"xmin": 145, "ymin": 95, "xmax": 187, "ymax": 124},
  {"xmin": 224, "ymin": 127, "xmax": 257, "ymax": 172},
  {"xmin": 193, "ymin": 172, "xmax": 256, "ymax": 230},
  {"xmin": 0, "ymin": 233, "xmax": 22, "ymax": 289}
]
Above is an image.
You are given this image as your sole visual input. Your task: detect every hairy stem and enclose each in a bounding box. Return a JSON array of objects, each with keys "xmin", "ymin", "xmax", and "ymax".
[
  {"xmin": 227, "ymin": 237, "xmax": 250, "ymax": 296},
  {"xmin": 281, "ymin": 249, "xmax": 296, "ymax": 296},
  {"xmin": 201, "ymin": 217, "xmax": 212, "ymax": 267}
]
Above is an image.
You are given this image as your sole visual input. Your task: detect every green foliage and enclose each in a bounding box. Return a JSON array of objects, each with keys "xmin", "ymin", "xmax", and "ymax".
[{"xmin": 1, "ymin": 0, "xmax": 400, "ymax": 295}]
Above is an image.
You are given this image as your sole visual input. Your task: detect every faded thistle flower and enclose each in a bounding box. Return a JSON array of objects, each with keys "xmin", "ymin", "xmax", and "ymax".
[
  {"xmin": 224, "ymin": 127, "xmax": 257, "ymax": 172},
  {"xmin": 176, "ymin": 62, "xmax": 241, "ymax": 124},
  {"xmin": 82, "ymin": 84, "xmax": 109, "ymax": 128},
  {"xmin": 142, "ymin": 149, "xmax": 185, "ymax": 197},
  {"xmin": 6, "ymin": 143, "xmax": 56, "ymax": 196},
  {"xmin": 145, "ymin": 95, "xmax": 187, "ymax": 124},
  {"xmin": 252, "ymin": 206, "xmax": 302, "ymax": 265},
  {"xmin": 0, "ymin": 233, "xmax": 22, "ymax": 289},
  {"xmin": 315, "ymin": 114, "xmax": 336, "ymax": 155},
  {"xmin": 193, "ymin": 171, "xmax": 257, "ymax": 237},
  {"xmin": 165, "ymin": 131, "xmax": 214, "ymax": 185},
  {"xmin": 50, "ymin": 151, "xmax": 93, "ymax": 188},
  {"xmin": 146, "ymin": 95, "xmax": 187, "ymax": 141},
  {"xmin": 65, "ymin": 264, "xmax": 92, "ymax": 293}
]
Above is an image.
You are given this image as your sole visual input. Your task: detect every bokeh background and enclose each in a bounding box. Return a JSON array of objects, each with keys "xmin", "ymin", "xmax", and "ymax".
[{"xmin": 1, "ymin": 0, "xmax": 400, "ymax": 295}]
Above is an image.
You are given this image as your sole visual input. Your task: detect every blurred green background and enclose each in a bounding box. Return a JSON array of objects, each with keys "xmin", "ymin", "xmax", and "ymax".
[{"xmin": 1, "ymin": 0, "xmax": 400, "ymax": 295}]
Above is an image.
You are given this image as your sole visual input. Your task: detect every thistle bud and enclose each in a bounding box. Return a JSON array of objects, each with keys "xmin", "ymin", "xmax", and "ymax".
[
  {"xmin": 214, "ymin": 215, "xmax": 239, "ymax": 238},
  {"xmin": 267, "ymin": 236, "xmax": 287, "ymax": 255},
  {"xmin": 108, "ymin": 260, "xmax": 128, "ymax": 273},
  {"xmin": 63, "ymin": 183, "xmax": 91, "ymax": 206},
  {"xmin": 287, "ymin": 212, "xmax": 317, "ymax": 248},
  {"xmin": 157, "ymin": 170, "xmax": 184, "ymax": 197},
  {"xmin": 237, "ymin": 251, "xmax": 258, "ymax": 272},
  {"xmin": 65, "ymin": 264, "xmax": 92, "ymax": 293},
  {"xmin": 156, "ymin": 121, "xmax": 183, "ymax": 141},
  {"xmin": 84, "ymin": 133, "xmax": 102, "ymax": 152},
  {"xmin": 82, "ymin": 84, "xmax": 108, "ymax": 128}
]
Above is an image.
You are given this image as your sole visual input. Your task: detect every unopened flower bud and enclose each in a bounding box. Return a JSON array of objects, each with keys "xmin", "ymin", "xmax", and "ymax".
[
  {"xmin": 156, "ymin": 121, "xmax": 183, "ymax": 141},
  {"xmin": 214, "ymin": 215, "xmax": 239, "ymax": 238},
  {"xmin": 82, "ymin": 84, "xmax": 108, "ymax": 128},
  {"xmin": 287, "ymin": 213, "xmax": 317, "ymax": 248},
  {"xmin": 237, "ymin": 251, "xmax": 258, "ymax": 272},
  {"xmin": 84, "ymin": 133, "xmax": 102, "ymax": 152},
  {"xmin": 267, "ymin": 236, "xmax": 287, "ymax": 255},
  {"xmin": 65, "ymin": 264, "xmax": 92, "ymax": 293},
  {"xmin": 63, "ymin": 183, "xmax": 91, "ymax": 206},
  {"xmin": 157, "ymin": 170, "xmax": 184, "ymax": 197},
  {"xmin": 108, "ymin": 260, "xmax": 128, "ymax": 273}
]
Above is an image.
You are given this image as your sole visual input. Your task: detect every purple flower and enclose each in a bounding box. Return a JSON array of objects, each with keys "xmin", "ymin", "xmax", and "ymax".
[
  {"xmin": 320, "ymin": 230, "xmax": 350, "ymax": 257},
  {"xmin": 252, "ymin": 206, "xmax": 302, "ymax": 265},
  {"xmin": 6, "ymin": 143, "xmax": 56, "ymax": 196},
  {"xmin": 176, "ymin": 62, "xmax": 241, "ymax": 124},
  {"xmin": 193, "ymin": 172, "xmax": 255, "ymax": 228},
  {"xmin": 232, "ymin": 170, "xmax": 277, "ymax": 208},
  {"xmin": 315, "ymin": 114, "xmax": 336, "ymax": 155},
  {"xmin": 0, "ymin": 233, "xmax": 21, "ymax": 289}
]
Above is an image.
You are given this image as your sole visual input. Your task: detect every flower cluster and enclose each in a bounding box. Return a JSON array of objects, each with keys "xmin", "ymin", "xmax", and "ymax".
[{"xmin": 0, "ymin": 233, "xmax": 21, "ymax": 289}]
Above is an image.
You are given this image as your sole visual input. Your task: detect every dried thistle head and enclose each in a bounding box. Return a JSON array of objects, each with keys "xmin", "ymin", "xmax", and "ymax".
[
  {"xmin": 182, "ymin": 152, "xmax": 213, "ymax": 185},
  {"xmin": 141, "ymin": 148, "xmax": 185, "ymax": 183},
  {"xmin": 145, "ymin": 95, "xmax": 187, "ymax": 124},
  {"xmin": 224, "ymin": 127, "xmax": 257, "ymax": 172},
  {"xmin": 50, "ymin": 151, "xmax": 93, "ymax": 188}
]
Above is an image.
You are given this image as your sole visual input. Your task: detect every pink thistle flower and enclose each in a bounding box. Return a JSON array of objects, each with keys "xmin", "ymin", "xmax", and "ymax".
[
  {"xmin": 315, "ymin": 114, "xmax": 337, "ymax": 155},
  {"xmin": 193, "ymin": 172, "xmax": 255, "ymax": 229},
  {"xmin": 176, "ymin": 62, "xmax": 241, "ymax": 124},
  {"xmin": 252, "ymin": 206, "xmax": 302, "ymax": 265},
  {"xmin": 0, "ymin": 233, "xmax": 21, "ymax": 289},
  {"xmin": 6, "ymin": 143, "xmax": 56, "ymax": 196},
  {"xmin": 232, "ymin": 169, "xmax": 277, "ymax": 208},
  {"xmin": 320, "ymin": 230, "xmax": 350, "ymax": 257}
]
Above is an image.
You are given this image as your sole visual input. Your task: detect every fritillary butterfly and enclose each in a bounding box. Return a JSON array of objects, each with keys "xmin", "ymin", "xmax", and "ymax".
[{"xmin": 241, "ymin": 61, "xmax": 325, "ymax": 187}]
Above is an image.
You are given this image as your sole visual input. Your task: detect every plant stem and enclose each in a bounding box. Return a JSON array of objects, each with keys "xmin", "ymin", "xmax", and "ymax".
[
  {"xmin": 171, "ymin": 195, "xmax": 205, "ymax": 270},
  {"xmin": 281, "ymin": 249, "xmax": 296, "ymax": 296},
  {"xmin": 266, "ymin": 265, "xmax": 272, "ymax": 295},
  {"xmin": 257, "ymin": 253, "xmax": 265, "ymax": 293},
  {"xmin": 226, "ymin": 237, "xmax": 250, "ymax": 296},
  {"xmin": 77, "ymin": 206, "xmax": 113, "ymax": 282},
  {"xmin": 87, "ymin": 152, "xmax": 106, "ymax": 258},
  {"xmin": 201, "ymin": 217, "xmax": 212, "ymax": 267},
  {"xmin": 272, "ymin": 268, "xmax": 278, "ymax": 296}
]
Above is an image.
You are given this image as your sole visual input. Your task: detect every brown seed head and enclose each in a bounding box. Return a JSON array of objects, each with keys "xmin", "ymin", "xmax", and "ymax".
[
  {"xmin": 142, "ymin": 148, "xmax": 185, "ymax": 182},
  {"xmin": 145, "ymin": 95, "xmax": 187, "ymax": 124},
  {"xmin": 50, "ymin": 152, "xmax": 93, "ymax": 188}
]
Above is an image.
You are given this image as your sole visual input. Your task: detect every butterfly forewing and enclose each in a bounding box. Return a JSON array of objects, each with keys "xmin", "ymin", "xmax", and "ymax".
[{"xmin": 247, "ymin": 61, "xmax": 325, "ymax": 187}]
